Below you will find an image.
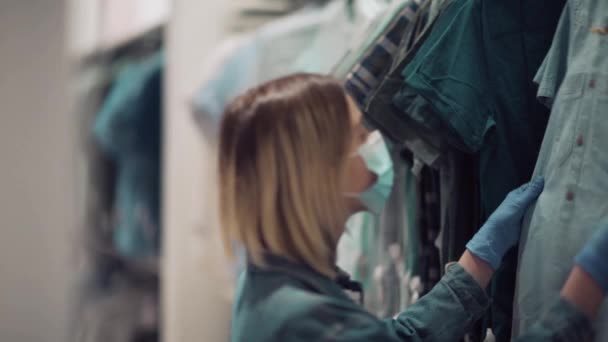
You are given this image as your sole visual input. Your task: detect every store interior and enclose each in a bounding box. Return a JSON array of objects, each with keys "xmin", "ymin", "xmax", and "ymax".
[{"xmin": 1, "ymin": 0, "xmax": 606, "ymax": 341}]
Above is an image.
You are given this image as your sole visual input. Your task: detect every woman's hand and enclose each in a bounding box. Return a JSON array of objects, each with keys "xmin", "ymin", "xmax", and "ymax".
[
  {"xmin": 560, "ymin": 223, "xmax": 608, "ymax": 319},
  {"xmin": 465, "ymin": 177, "xmax": 545, "ymax": 270},
  {"xmin": 574, "ymin": 223, "xmax": 608, "ymax": 294}
]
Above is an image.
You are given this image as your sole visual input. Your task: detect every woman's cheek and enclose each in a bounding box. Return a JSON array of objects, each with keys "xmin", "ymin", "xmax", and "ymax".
[{"xmin": 343, "ymin": 155, "xmax": 377, "ymax": 194}]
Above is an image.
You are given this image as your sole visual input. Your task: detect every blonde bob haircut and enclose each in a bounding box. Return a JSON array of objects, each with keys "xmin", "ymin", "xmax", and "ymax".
[{"xmin": 218, "ymin": 73, "xmax": 353, "ymax": 277}]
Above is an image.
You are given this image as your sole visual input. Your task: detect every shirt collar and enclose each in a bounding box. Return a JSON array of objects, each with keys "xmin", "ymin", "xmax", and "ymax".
[{"xmin": 248, "ymin": 254, "xmax": 363, "ymax": 303}]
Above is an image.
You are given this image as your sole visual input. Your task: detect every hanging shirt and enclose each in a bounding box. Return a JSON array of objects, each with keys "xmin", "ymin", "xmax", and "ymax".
[
  {"xmin": 361, "ymin": 0, "xmax": 447, "ymax": 169},
  {"xmin": 93, "ymin": 52, "xmax": 163, "ymax": 258},
  {"xmin": 191, "ymin": 35, "xmax": 257, "ymax": 127},
  {"xmin": 364, "ymin": 0, "xmax": 564, "ymax": 338},
  {"xmin": 192, "ymin": 1, "xmax": 387, "ymax": 125},
  {"xmin": 336, "ymin": 213, "xmax": 369, "ymax": 279},
  {"xmin": 192, "ymin": 6, "xmax": 324, "ymax": 124},
  {"xmin": 366, "ymin": 150, "xmax": 415, "ymax": 318},
  {"xmin": 292, "ymin": 0, "xmax": 387, "ymax": 74},
  {"xmin": 331, "ymin": 0, "xmax": 415, "ymax": 79},
  {"xmin": 514, "ymin": 1, "xmax": 608, "ymax": 340},
  {"xmin": 341, "ymin": 155, "xmax": 421, "ymax": 317},
  {"xmin": 342, "ymin": 0, "xmax": 461, "ymax": 322},
  {"xmin": 344, "ymin": 0, "xmax": 424, "ymax": 113}
]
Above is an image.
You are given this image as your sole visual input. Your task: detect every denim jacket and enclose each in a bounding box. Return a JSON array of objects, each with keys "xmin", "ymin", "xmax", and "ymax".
[{"xmin": 230, "ymin": 255, "xmax": 593, "ymax": 341}]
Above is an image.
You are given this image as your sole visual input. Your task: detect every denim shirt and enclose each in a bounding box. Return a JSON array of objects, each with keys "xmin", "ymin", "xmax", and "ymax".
[
  {"xmin": 230, "ymin": 256, "xmax": 591, "ymax": 341},
  {"xmin": 514, "ymin": 1, "xmax": 608, "ymax": 340}
]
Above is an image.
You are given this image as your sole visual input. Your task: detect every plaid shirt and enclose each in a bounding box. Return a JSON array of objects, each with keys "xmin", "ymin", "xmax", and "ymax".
[{"xmin": 345, "ymin": 0, "xmax": 422, "ymax": 109}]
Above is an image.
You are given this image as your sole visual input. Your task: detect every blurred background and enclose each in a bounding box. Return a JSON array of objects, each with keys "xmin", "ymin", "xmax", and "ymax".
[
  {"xmin": 0, "ymin": 0, "xmax": 496, "ymax": 341},
  {"xmin": 1, "ymin": 1, "xmax": 255, "ymax": 341},
  {"xmin": 2, "ymin": 1, "xmax": 388, "ymax": 341}
]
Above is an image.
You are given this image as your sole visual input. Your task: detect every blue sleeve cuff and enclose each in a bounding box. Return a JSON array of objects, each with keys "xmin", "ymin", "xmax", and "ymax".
[
  {"xmin": 442, "ymin": 263, "xmax": 491, "ymax": 320},
  {"xmin": 575, "ymin": 252, "xmax": 608, "ymax": 294}
]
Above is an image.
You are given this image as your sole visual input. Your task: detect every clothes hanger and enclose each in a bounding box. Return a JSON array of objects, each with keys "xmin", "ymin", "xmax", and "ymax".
[
  {"xmin": 348, "ymin": 0, "xmax": 393, "ymax": 21},
  {"xmin": 82, "ymin": 25, "xmax": 164, "ymax": 66},
  {"xmin": 239, "ymin": 0, "xmax": 330, "ymax": 18},
  {"xmin": 234, "ymin": 0, "xmax": 331, "ymax": 33}
]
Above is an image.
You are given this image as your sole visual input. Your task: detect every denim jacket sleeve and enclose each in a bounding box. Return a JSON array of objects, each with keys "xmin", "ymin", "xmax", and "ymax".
[
  {"xmin": 281, "ymin": 263, "xmax": 491, "ymax": 341},
  {"xmin": 382, "ymin": 263, "xmax": 490, "ymax": 340},
  {"xmin": 280, "ymin": 263, "xmax": 595, "ymax": 342},
  {"xmin": 388, "ymin": 266, "xmax": 595, "ymax": 342}
]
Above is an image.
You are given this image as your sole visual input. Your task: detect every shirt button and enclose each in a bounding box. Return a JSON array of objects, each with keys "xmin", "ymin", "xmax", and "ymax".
[
  {"xmin": 590, "ymin": 26, "xmax": 608, "ymax": 35},
  {"xmin": 566, "ymin": 191, "xmax": 575, "ymax": 201},
  {"xmin": 577, "ymin": 135, "xmax": 584, "ymax": 146},
  {"xmin": 589, "ymin": 79, "xmax": 597, "ymax": 89}
]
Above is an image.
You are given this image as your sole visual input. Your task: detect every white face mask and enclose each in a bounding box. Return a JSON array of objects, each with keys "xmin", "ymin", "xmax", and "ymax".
[{"xmin": 345, "ymin": 132, "xmax": 395, "ymax": 215}]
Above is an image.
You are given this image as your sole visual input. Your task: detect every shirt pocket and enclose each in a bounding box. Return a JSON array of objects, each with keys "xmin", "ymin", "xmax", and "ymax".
[{"xmin": 545, "ymin": 74, "xmax": 585, "ymax": 174}]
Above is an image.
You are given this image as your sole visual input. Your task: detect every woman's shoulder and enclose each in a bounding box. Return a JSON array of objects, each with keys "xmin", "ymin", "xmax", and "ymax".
[
  {"xmin": 234, "ymin": 268, "xmax": 338, "ymax": 321},
  {"xmin": 230, "ymin": 270, "xmax": 329, "ymax": 341},
  {"xmin": 231, "ymin": 269, "xmax": 376, "ymax": 341}
]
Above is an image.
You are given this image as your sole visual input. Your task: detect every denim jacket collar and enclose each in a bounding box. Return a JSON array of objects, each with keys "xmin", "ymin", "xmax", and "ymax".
[{"xmin": 247, "ymin": 254, "xmax": 364, "ymax": 304}]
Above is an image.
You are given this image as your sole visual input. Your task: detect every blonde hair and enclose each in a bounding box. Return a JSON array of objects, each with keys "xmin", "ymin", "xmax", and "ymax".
[{"xmin": 218, "ymin": 73, "xmax": 352, "ymax": 277}]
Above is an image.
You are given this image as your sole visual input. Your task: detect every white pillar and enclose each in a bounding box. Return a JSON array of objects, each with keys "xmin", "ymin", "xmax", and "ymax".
[
  {"xmin": 0, "ymin": 1, "xmax": 75, "ymax": 341},
  {"xmin": 163, "ymin": 1, "xmax": 238, "ymax": 341}
]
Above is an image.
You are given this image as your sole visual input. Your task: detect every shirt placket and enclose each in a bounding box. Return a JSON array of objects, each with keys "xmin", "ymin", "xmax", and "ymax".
[{"xmin": 558, "ymin": 74, "xmax": 593, "ymax": 250}]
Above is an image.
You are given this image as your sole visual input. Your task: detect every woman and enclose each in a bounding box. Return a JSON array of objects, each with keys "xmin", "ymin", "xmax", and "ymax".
[{"xmin": 218, "ymin": 74, "xmax": 608, "ymax": 341}]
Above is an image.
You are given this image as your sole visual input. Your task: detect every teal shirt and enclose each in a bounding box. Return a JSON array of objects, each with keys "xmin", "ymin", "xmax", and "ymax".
[
  {"xmin": 93, "ymin": 52, "xmax": 163, "ymax": 258},
  {"xmin": 392, "ymin": 0, "xmax": 564, "ymax": 338},
  {"xmin": 231, "ymin": 255, "xmax": 592, "ymax": 341}
]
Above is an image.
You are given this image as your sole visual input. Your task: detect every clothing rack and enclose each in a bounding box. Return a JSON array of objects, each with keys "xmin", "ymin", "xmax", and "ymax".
[
  {"xmin": 232, "ymin": 0, "xmax": 334, "ymax": 32},
  {"xmin": 82, "ymin": 25, "xmax": 164, "ymax": 66},
  {"xmin": 239, "ymin": 0, "xmax": 332, "ymax": 17},
  {"xmin": 75, "ymin": 22, "xmax": 164, "ymax": 341}
]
